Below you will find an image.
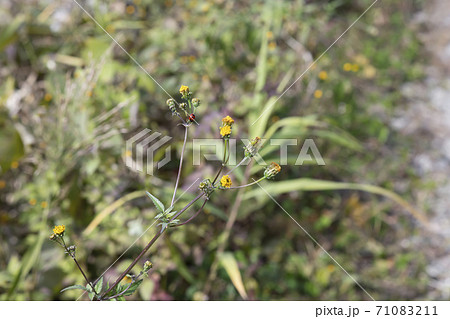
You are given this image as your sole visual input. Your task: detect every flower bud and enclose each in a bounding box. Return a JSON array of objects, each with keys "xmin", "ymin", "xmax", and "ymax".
[
  {"xmin": 180, "ymin": 102, "xmax": 187, "ymax": 111},
  {"xmin": 264, "ymin": 162, "xmax": 281, "ymax": 179},
  {"xmin": 66, "ymin": 245, "xmax": 76, "ymax": 257},
  {"xmin": 166, "ymin": 99, "xmax": 177, "ymax": 115},
  {"xmin": 143, "ymin": 260, "xmax": 153, "ymax": 272},
  {"xmin": 199, "ymin": 179, "xmax": 215, "ymax": 199},
  {"xmin": 244, "ymin": 136, "xmax": 261, "ymax": 158},
  {"xmin": 192, "ymin": 98, "xmax": 200, "ymax": 108}
]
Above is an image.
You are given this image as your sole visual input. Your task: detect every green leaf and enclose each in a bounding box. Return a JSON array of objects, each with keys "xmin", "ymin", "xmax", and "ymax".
[
  {"xmin": 218, "ymin": 252, "xmax": 248, "ymax": 300},
  {"xmin": 243, "ymin": 178, "xmax": 427, "ymax": 225},
  {"xmin": 263, "ymin": 115, "xmax": 321, "ymax": 141},
  {"xmin": 95, "ymin": 277, "xmax": 103, "ymax": 294},
  {"xmin": 167, "ymin": 211, "xmax": 177, "ymax": 218},
  {"xmin": 146, "ymin": 191, "xmax": 165, "ymax": 213},
  {"xmin": 121, "ymin": 279, "xmax": 143, "ymax": 296},
  {"xmin": 60, "ymin": 285, "xmax": 89, "ymax": 293}
]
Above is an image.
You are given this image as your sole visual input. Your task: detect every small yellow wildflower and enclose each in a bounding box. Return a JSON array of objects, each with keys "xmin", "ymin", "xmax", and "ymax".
[
  {"xmin": 318, "ymin": 71, "xmax": 328, "ymax": 80},
  {"xmin": 220, "ymin": 125, "xmax": 232, "ymax": 137},
  {"xmin": 29, "ymin": 199, "xmax": 37, "ymax": 206},
  {"xmin": 220, "ymin": 175, "xmax": 232, "ymax": 188},
  {"xmin": 189, "ymin": 55, "xmax": 196, "ymax": 62},
  {"xmin": 222, "ymin": 116, "xmax": 234, "ymax": 126},
  {"xmin": 314, "ymin": 90, "xmax": 323, "ymax": 99},
  {"xmin": 41, "ymin": 201, "xmax": 48, "ymax": 209},
  {"xmin": 11, "ymin": 161, "xmax": 19, "ymax": 169},
  {"xmin": 351, "ymin": 64, "xmax": 360, "ymax": 72},
  {"xmin": 179, "ymin": 85, "xmax": 189, "ymax": 95},
  {"xmin": 268, "ymin": 41, "xmax": 277, "ymax": 50},
  {"xmin": 266, "ymin": 31, "xmax": 273, "ymax": 39},
  {"xmin": 53, "ymin": 225, "xmax": 65, "ymax": 236},
  {"xmin": 0, "ymin": 180, "xmax": 5, "ymax": 189},
  {"xmin": 125, "ymin": 150, "xmax": 132, "ymax": 157},
  {"xmin": 343, "ymin": 63, "xmax": 352, "ymax": 72}
]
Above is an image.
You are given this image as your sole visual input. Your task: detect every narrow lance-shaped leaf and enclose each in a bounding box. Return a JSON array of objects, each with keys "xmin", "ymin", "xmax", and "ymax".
[
  {"xmin": 146, "ymin": 191, "xmax": 165, "ymax": 213},
  {"xmin": 60, "ymin": 285, "xmax": 90, "ymax": 293},
  {"xmin": 95, "ymin": 277, "xmax": 103, "ymax": 294},
  {"xmin": 121, "ymin": 279, "xmax": 143, "ymax": 296},
  {"xmin": 219, "ymin": 252, "xmax": 248, "ymax": 300}
]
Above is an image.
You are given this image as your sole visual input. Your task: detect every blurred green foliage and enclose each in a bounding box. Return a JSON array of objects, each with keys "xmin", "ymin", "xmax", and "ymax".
[{"xmin": 0, "ymin": 0, "xmax": 429, "ymax": 300}]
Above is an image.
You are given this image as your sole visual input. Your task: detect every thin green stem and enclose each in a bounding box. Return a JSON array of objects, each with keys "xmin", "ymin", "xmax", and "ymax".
[
  {"xmin": 171, "ymin": 125, "xmax": 188, "ymax": 208},
  {"xmin": 61, "ymin": 237, "xmax": 98, "ymax": 297},
  {"xmin": 228, "ymin": 177, "xmax": 266, "ymax": 189},
  {"xmin": 212, "ymin": 139, "xmax": 229, "ymax": 184},
  {"xmin": 173, "ymin": 198, "xmax": 208, "ymax": 227},
  {"xmin": 224, "ymin": 157, "xmax": 248, "ymax": 176}
]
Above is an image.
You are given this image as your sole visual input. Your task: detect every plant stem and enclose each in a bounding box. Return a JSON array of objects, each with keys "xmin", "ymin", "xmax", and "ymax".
[
  {"xmin": 173, "ymin": 198, "xmax": 208, "ymax": 227},
  {"xmin": 101, "ymin": 231, "xmax": 163, "ymax": 299},
  {"xmin": 225, "ymin": 157, "xmax": 248, "ymax": 176},
  {"xmin": 228, "ymin": 177, "xmax": 265, "ymax": 189},
  {"xmin": 171, "ymin": 125, "xmax": 188, "ymax": 208},
  {"xmin": 204, "ymin": 161, "xmax": 254, "ymax": 296},
  {"xmin": 101, "ymin": 192, "xmax": 204, "ymax": 299},
  {"xmin": 61, "ymin": 237, "xmax": 98, "ymax": 297},
  {"xmin": 212, "ymin": 139, "xmax": 229, "ymax": 184}
]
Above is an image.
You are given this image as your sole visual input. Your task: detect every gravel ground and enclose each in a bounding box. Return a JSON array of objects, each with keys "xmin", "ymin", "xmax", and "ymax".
[{"xmin": 392, "ymin": 0, "xmax": 450, "ymax": 299}]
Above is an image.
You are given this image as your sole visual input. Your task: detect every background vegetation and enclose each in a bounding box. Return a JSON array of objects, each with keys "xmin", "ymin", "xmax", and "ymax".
[{"xmin": 0, "ymin": 0, "xmax": 432, "ymax": 300}]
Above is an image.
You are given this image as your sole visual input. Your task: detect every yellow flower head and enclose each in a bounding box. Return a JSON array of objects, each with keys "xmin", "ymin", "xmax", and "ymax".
[
  {"xmin": 53, "ymin": 225, "xmax": 65, "ymax": 236},
  {"xmin": 220, "ymin": 175, "xmax": 232, "ymax": 188},
  {"xmin": 318, "ymin": 71, "xmax": 328, "ymax": 80},
  {"xmin": 220, "ymin": 125, "xmax": 232, "ymax": 138},
  {"xmin": 222, "ymin": 116, "xmax": 234, "ymax": 126},
  {"xmin": 314, "ymin": 90, "xmax": 323, "ymax": 99},
  {"xmin": 343, "ymin": 63, "xmax": 352, "ymax": 72},
  {"xmin": 179, "ymin": 85, "xmax": 189, "ymax": 95}
]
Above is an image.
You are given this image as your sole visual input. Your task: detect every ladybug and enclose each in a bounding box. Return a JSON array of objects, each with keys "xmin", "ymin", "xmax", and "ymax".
[{"xmin": 188, "ymin": 113, "xmax": 196, "ymax": 122}]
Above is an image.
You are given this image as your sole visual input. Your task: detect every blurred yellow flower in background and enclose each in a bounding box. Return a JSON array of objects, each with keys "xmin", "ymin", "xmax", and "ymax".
[
  {"xmin": 318, "ymin": 71, "xmax": 328, "ymax": 80},
  {"xmin": 343, "ymin": 63, "xmax": 352, "ymax": 72},
  {"xmin": 314, "ymin": 89, "xmax": 323, "ymax": 99}
]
